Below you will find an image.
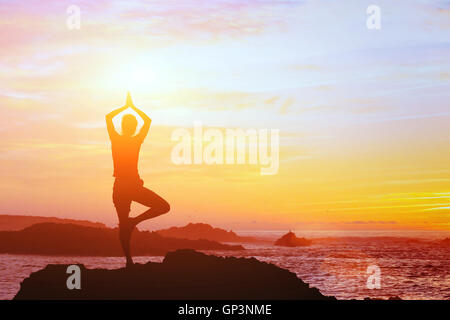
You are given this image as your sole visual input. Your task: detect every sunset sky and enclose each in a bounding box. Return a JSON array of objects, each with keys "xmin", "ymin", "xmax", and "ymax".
[{"xmin": 0, "ymin": 0, "xmax": 449, "ymax": 231}]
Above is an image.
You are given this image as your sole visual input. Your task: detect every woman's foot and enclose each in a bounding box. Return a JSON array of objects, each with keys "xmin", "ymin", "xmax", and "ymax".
[{"xmin": 126, "ymin": 260, "xmax": 134, "ymax": 268}]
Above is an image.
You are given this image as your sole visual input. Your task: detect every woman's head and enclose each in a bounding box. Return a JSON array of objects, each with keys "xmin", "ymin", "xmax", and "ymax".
[{"xmin": 121, "ymin": 114, "xmax": 138, "ymax": 136}]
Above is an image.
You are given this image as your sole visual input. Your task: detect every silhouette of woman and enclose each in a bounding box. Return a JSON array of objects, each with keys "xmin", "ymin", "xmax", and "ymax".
[{"xmin": 106, "ymin": 93, "xmax": 170, "ymax": 267}]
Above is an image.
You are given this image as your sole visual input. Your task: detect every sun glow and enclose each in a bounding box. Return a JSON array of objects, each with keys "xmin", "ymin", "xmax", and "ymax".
[
  {"xmin": 105, "ymin": 61, "xmax": 158, "ymax": 93},
  {"xmin": 101, "ymin": 52, "xmax": 177, "ymax": 94}
]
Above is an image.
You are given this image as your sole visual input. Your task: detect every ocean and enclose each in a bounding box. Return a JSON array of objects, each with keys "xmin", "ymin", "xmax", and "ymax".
[{"xmin": 1, "ymin": 230, "xmax": 449, "ymax": 300}]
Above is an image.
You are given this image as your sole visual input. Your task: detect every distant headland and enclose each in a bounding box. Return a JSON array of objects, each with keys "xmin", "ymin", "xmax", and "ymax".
[
  {"xmin": 0, "ymin": 223, "xmax": 244, "ymax": 256},
  {"xmin": 155, "ymin": 222, "xmax": 259, "ymax": 243},
  {"xmin": 0, "ymin": 214, "xmax": 106, "ymax": 231}
]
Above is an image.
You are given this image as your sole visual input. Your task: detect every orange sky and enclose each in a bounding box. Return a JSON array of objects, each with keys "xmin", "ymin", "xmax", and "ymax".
[{"xmin": 0, "ymin": 0, "xmax": 449, "ymax": 231}]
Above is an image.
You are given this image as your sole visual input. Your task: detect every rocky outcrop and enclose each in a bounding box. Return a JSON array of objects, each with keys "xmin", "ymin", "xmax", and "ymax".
[
  {"xmin": 274, "ymin": 232, "xmax": 312, "ymax": 247},
  {"xmin": 0, "ymin": 223, "xmax": 243, "ymax": 256},
  {"xmin": 14, "ymin": 249, "xmax": 334, "ymax": 300}
]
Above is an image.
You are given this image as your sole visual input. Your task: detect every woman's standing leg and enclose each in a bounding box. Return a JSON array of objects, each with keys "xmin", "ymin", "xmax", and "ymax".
[{"xmin": 113, "ymin": 180, "xmax": 134, "ymax": 266}]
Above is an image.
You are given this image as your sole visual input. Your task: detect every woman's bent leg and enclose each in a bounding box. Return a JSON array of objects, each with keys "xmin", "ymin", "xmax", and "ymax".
[{"xmin": 132, "ymin": 186, "xmax": 170, "ymax": 226}]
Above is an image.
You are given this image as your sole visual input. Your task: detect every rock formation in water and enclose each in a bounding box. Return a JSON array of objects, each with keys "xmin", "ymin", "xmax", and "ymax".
[
  {"xmin": 14, "ymin": 249, "xmax": 334, "ymax": 300},
  {"xmin": 439, "ymin": 238, "xmax": 450, "ymax": 246},
  {"xmin": 0, "ymin": 223, "xmax": 244, "ymax": 256},
  {"xmin": 274, "ymin": 232, "xmax": 312, "ymax": 247}
]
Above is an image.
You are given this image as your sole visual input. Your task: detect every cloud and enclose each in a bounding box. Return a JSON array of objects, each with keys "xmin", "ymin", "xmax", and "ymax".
[
  {"xmin": 423, "ymin": 207, "xmax": 450, "ymax": 211},
  {"xmin": 346, "ymin": 221, "xmax": 397, "ymax": 224}
]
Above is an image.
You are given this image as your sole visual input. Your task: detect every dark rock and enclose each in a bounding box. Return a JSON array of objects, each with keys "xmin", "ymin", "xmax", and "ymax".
[
  {"xmin": 364, "ymin": 296, "xmax": 402, "ymax": 300},
  {"xmin": 274, "ymin": 232, "xmax": 312, "ymax": 247},
  {"xmin": 439, "ymin": 238, "xmax": 450, "ymax": 246},
  {"xmin": 14, "ymin": 249, "xmax": 335, "ymax": 300}
]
